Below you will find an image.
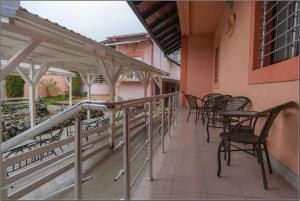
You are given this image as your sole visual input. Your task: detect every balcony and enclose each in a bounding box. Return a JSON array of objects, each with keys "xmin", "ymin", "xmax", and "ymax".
[{"xmin": 1, "ymin": 93, "xmax": 297, "ymax": 200}]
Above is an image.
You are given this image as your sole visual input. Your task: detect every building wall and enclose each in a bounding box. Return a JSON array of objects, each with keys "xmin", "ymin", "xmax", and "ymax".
[
  {"xmin": 212, "ymin": 1, "xmax": 299, "ymax": 174},
  {"xmin": 24, "ymin": 75, "xmax": 69, "ymax": 97},
  {"xmin": 179, "ymin": 1, "xmax": 299, "ymax": 177},
  {"xmin": 118, "ymin": 81, "xmax": 151, "ymax": 100},
  {"xmin": 91, "ymin": 36, "xmax": 180, "ymax": 99},
  {"xmin": 184, "ymin": 34, "xmax": 214, "ymax": 98}
]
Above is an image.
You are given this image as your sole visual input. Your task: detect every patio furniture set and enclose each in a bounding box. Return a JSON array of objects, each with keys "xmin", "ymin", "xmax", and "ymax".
[{"xmin": 183, "ymin": 92, "xmax": 294, "ymax": 189}]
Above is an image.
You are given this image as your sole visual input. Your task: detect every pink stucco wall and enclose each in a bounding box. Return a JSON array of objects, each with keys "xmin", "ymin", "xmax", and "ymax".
[
  {"xmin": 213, "ymin": 2, "xmax": 299, "ymax": 174},
  {"xmin": 185, "ymin": 34, "xmax": 214, "ymax": 98},
  {"xmin": 24, "ymin": 75, "xmax": 69, "ymax": 97},
  {"xmin": 118, "ymin": 81, "xmax": 152, "ymax": 100},
  {"xmin": 179, "ymin": 1, "xmax": 299, "ymax": 174}
]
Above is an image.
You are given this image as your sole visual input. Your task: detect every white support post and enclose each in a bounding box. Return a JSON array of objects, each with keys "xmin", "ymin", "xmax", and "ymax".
[
  {"xmin": 35, "ymin": 81, "xmax": 39, "ymax": 98},
  {"xmin": 69, "ymin": 78, "xmax": 72, "ymax": 107},
  {"xmin": 0, "ymin": 79, "xmax": 8, "ymax": 200},
  {"xmin": 87, "ymin": 73, "xmax": 91, "ymax": 119},
  {"xmin": 29, "ymin": 63, "xmax": 36, "ymax": 128},
  {"xmin": 17, "ymin": 63, "xmax": 48, "ymax": 127}
]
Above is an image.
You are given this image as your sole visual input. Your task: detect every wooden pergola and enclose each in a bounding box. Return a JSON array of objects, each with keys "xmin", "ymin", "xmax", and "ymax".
[{"xmin": 0, "ymin": 8, "xmax": 168, "ymax": 127}]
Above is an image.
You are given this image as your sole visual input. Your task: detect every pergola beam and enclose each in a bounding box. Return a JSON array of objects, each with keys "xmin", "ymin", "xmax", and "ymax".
[{"xmin": 0, "ymin": 39, "xmax": 40, "ymax": 80}]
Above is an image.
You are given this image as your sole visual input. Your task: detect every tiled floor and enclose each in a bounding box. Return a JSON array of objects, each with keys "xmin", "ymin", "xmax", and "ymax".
[
  {"xmin": 131, "ymin": 109, "xmax": 298, "ymax": 200},
  {"xmin": 52, "ymin": 109, "xmax": 298, "ymax": 200}
]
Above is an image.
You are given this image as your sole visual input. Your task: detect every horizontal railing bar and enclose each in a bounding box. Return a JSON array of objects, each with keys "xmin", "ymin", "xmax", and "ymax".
[
  {"xmin": 7, "ymin": 142, "xmax": 111, "ymax": 200},
  {"xmin": 3, "ymin": 137, "xmax": 74, "ymax": 167},
  {"xmin": 153, "ymin": 125, "xmax": 162, "ymax": 136},
  {"xmin": 153, "ymin": 135, "xmax": 163, "ymax": 151},
  {"xmin": 8, "ymin": 161, "xmax": 74, "ymax": 200},
  {"xmin": 82, "ymin": 124, "xmax": 110, "ymax": 138},
  {"xmin": 130, "ymin": 139, "xmax": 149, "ymax": 163},
  {"xmin": 1, "ymin": 101, "xmax": 107, "ymax": 152},
  {"xmin": 104, "ymin": 92, "xmax": 176, "ymax": 110},
  {"xmin": 5, "ymin": 150, "xmax": 74, "ymax": 187},
  {"xmin": 130, "ymin": 121, "xmax": 148, "ymax": 132},
  {"xmin": 40, "ymin": 176, "xmax": 92, "ymax": 200},
  {"xmin": 83, "ymin": 134, "xmax": 110, "ymax": 148},
  {"xmin": 130, "ymin": 158, "xmax": 149, "ymax": 189}
]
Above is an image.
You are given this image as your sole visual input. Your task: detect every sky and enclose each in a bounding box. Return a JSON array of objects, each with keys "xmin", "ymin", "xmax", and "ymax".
[{"xmin": 20, "ymin": 1, "xmax": 146, "ymax": 42}]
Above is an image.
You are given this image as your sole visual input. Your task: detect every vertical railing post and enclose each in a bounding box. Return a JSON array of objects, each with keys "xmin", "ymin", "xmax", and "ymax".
[
  {"xmin": 172, "ymin": 94, "xmax": 176, "ymax": 127},
  {"xmin": 0, "ymin": 85, "xmax": 7, "ymax": 200},
  {"xmin": 148, "ymin": 101, "xmax": 153, "ymax": 181},
  {"xmin": 123, "ymin": 109, "xmax": 130, "ymax": 200},
  {"xmin": 167, "ymin": 96, "xmax": 171, "ymax": 138},
  {"xmin": 161, "ymin": 97, "xmax": 165, "ymax": 153},
  {"xmin": 74, "ymin": 116, "xmax": 82, "ymax": 200},
  {"xmin": 109, "ymin": 111, "xmax": 115, "ymax": 148}
]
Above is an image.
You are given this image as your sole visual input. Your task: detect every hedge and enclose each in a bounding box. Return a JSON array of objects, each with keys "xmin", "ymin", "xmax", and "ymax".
[
  {"xmin": 5, "ymin": 75, "xmax": 25, "ymax": 97},
  {"xmin": 72, "ymin": 72, "xmax": 83, "ymax": 96}
]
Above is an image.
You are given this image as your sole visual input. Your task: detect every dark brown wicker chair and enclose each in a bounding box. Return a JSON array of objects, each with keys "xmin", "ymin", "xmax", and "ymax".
[
  {"xmin": 201, "ymin": 93, "xmax": 223, "ymax": 125},
  {"xmin": 184, "ymin": 94, "xmax": 202, "ymax": 123},
  {"xmin": 217, "ymin": 101, "xmax": 295, "ymax": 189},
  {"xmin": 206, "ymin": 96, "xmax": 251, "ymax": 142}
]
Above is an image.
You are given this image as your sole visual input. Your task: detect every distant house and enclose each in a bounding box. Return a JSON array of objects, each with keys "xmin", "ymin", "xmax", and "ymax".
[{"xmin": 87, "ymin": 33, "xmax": 180, "ymax": 100}]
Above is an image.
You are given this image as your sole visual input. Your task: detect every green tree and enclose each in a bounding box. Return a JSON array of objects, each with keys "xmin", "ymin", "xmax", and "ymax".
[
  {"xmin": 5, "ymin": 75, "xmax": 25, "ymax": 97},
  {"xmin": 72, "ymin": 72, "xmax": 83, "ymax": 96}
]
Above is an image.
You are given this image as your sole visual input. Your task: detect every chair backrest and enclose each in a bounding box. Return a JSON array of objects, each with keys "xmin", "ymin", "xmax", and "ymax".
[
  {"xmin": 185, "ymin": 95, "xmax": 198, "ymax": 109},
  {"xmin": 225, "ymin": 96, "xmax": 251, "ymax": 111},
  {"xmin": 202, "ymin": 93, "xmax": 223, "ymax": 102},
  {"xmin": 257, "ymin": 101, "xmax": 295, "ymax": 142},
  {"xmin": 211, "ymin": 95, "xmax": 231, "ymax": 112}
]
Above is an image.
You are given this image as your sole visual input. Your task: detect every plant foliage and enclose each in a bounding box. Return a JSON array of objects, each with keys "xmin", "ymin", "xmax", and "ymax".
[{"xmin": 5, "ymin": 75, "xmax": 25, "ymax": 97}]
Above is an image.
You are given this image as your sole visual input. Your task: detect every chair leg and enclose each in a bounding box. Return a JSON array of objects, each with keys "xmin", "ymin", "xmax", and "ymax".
[
  {"xmin": 217, "ymin": 139, "xmax": 225, "ymax": 177},
  {"xmin": 202, "ymin": 112, "xmax": 206, "ymax": 125},
  {"xmin": 263, "ymin": 143, "xmax": 273, "ymax": 174},
  {"xmin": 257, "ymin": 144, "xmax": 268, "ymax": 190},
  {"xmin": 227, "ymin": 143, "xmax": 231, "ymax": 166},
  {"xmin": 252, "ymin": 144, "xmax": 256, "ymax": 156},
  {"xmin": 187, "ymin": 109, "xmax": 191, "ymax": 122},
  {"xmin": 206, "ymin": 120, "xmax": 210, "ymax": 143}
]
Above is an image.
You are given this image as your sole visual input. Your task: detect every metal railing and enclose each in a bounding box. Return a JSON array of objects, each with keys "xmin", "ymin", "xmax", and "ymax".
[{"xmin": 0, "ymin": 92, "xmax": 180, "ymax": 200}]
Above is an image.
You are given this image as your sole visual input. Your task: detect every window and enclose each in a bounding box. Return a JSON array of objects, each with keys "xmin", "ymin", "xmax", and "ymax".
[
  {"xmin": 127, "ymin": 72, "xmax": 137, "ymax": 80},
  {"xmin": 260, "ymin": 1, "xmax": 299, "ymax": 67},
  {"xmin": 95, "ymin": 75, "xmax": 105, "ymax": 84},
  {"xmin": 214, "ymin": 46, "xmax": 220, "ymax": 84}
]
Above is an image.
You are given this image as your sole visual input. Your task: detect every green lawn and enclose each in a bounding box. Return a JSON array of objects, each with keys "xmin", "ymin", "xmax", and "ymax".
[{"xmin": 42, "ymin": 95, "xmax": 83, "ymax": 105}]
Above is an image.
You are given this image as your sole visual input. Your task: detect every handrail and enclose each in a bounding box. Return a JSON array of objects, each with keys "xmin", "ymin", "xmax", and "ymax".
[
  {"xmin": 104, "ymin": 92, "xmax": 177, "ymax": 109},
  {"xmin": 0, "ymin": 91, "xmax": 180, "ymax": 200},
  {"xmin": 1, "ymin": 100, "xmax": 107, "ymax": 152}
]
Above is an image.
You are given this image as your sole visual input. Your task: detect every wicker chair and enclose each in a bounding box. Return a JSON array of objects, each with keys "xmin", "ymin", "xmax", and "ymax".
[
  {"xmin": 217, "ymin": 101, "xmax": 295, "ymax": 189},
  {"xmin": 184, "ymin": 94, "xmax": 202, "ymax": 123},
  {"xmin": 206, "ymin": 96, "xmax": 251, "ymax": 143},
  {"xmin": 201, "ymin": 93, "xmax": 223, "ymax": 125}
]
